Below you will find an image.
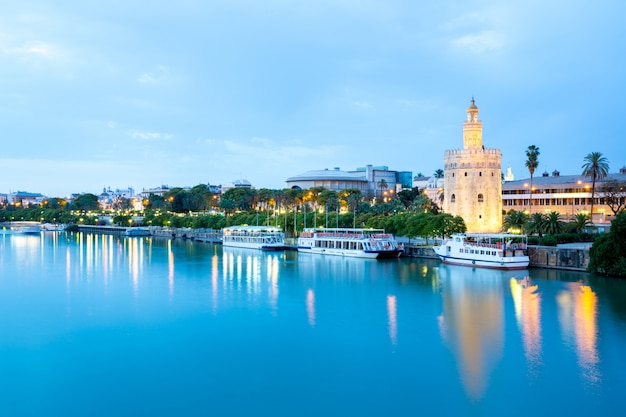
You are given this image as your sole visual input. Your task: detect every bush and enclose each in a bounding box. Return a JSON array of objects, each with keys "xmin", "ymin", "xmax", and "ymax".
[{"xmin": 588, "ymin": 212, "xmax": 626, "ymax": 277}]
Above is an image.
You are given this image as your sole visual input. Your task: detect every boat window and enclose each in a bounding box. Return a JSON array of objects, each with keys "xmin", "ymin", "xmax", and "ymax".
[{"xmin": 455, "ymin": 237, "xmax": 461, "ymax": 242}]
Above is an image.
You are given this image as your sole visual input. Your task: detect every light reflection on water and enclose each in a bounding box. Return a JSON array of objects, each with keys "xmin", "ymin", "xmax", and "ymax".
[
  {"xmin": 437, "ymin": 265, "xmax": 506, "ymax": 400},
  {"xmin": 0, "ymin": 232, "xmax": 622, "ymax": 416}
]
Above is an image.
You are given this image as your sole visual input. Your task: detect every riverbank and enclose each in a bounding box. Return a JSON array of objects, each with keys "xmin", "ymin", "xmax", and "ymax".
[{"xmin": 69, "ymin": 225, "xmax": 591, "ymax": 272}]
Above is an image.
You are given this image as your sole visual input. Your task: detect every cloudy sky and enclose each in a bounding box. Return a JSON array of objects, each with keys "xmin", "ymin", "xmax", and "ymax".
[{"xmin": 1, "ymin": 0, "xmax": 624, "ymax": 197}]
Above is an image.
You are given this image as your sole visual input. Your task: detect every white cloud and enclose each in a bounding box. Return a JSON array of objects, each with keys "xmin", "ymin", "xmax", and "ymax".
[
  {"xmin": 451, "ymin": 31, "xmax": 505, "ymax": 53},
  {"xmin": 138, "ymin": 65, "xmax": 171, "ymax": 85},
  {"xmin": 129, "ymin": 130, "xmax": 173, "ymax": 140},
  {"xmin": 354, "ymin": 101, "xmax": 371, "ymax": 108}
]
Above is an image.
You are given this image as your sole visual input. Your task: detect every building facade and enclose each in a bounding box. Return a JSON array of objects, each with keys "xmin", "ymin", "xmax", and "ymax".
[
  {"xmin": 286, "ymin": 168, "xmax": 369, "ymax": 192},
  {"xmin": 443, "ymin": 99, "xmax": 502, "ymax": 233},
  {"xmin": 503, "ymin": 168, "xmax": 626, "ymax": 224}
]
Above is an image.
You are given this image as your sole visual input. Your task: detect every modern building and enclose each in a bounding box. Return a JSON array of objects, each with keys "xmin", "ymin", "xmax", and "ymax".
[
  {"xmin": 286, "ymin": 165, "xmax": 412, "ymax": 199},
  {"xmin": 502, "ymin": 167, "xmax": 626, "ymax": 224},
  {"xmin": 443, "ymin": 99, "xmax": 502, "ymax": 233},
  {"xmin": 286, "ymin": 168, "xmax": 368, "ymax": 193}
]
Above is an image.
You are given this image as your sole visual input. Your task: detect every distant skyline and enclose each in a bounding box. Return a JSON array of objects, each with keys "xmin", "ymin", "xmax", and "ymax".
[{"xmin": 1, "ymin": 1, "xmax": 625, "ymax": 198}]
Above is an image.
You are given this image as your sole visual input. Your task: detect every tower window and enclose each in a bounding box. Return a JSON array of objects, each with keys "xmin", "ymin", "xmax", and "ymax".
[
  {"xmin": 478, "ymin": 194, "xmax": 484, "ymax": 203},
  {"xmin": 464, "ymin": 172, "xmax": 468, "ymax": 177},
  {"xmin": 451, "ymin": 194, "xmax": 456, "ymax": 203}
]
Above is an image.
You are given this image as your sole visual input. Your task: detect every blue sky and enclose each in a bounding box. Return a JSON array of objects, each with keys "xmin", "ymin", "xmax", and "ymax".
[{"xmin": 1, "ymin": 0, "xmax": 625, "ymax": 198}]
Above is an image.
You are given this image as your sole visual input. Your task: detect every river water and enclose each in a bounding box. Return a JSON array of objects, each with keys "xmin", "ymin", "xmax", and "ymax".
[{"xmin": 1, "ymin": 231, "xmax": 625, "ymax": 416}]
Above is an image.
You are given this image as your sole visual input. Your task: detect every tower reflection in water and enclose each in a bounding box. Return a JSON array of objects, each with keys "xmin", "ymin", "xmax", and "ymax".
[
  {"xmin": 437, "ymin": 265, "xmax": 505, "ymax": 400},
  {"xmin": 436, "ymin": 263, "xmax": 601, "ymax": 399}
]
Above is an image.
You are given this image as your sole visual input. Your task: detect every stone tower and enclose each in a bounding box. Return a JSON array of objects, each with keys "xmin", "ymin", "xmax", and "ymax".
[{"xmin": 443, "ymin": 99, "xmax": 502, "ymax": 233}]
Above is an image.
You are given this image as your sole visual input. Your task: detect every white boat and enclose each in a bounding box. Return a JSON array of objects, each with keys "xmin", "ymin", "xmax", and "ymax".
[
  {"xmin": 222, "ymin": 226, "xmax": 287, "ymax": 250},
  {"xmin": 41, "ymin": 223, "xmax": 66, "ymax": 231},
  {"xmin": 297, "ymin": 228, "xmax": 403, "ymax": 259},
  {"xmin": 433, "ymin": 233, "xmax": 529, "ymax": 270},
  {"xmin": 124, "ymin": 227, "xmax": 151, "ymax": 236},
  {"xmin": 13, "ymin": 225, "xmax": 42, "ymax": 235}
]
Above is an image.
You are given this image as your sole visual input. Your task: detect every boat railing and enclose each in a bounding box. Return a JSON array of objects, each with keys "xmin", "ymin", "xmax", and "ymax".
[{"xmin": 464, "ymin": 242, "xmax": 527, "ymax": 250}]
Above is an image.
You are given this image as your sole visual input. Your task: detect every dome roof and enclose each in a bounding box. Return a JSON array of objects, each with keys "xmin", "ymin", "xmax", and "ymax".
[
  {"xmin": 468, "ymin": 98, "xmax": 478, "ymax": 110},
  {"xmin": 286, "ymin": 168, "xmax": 367, "ymax": 183}
]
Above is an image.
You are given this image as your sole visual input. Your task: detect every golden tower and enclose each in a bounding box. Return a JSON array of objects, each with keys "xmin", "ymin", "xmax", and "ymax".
[{"xmin": 443, "ymin": 99, "xmax": 502, "ymax": 233}]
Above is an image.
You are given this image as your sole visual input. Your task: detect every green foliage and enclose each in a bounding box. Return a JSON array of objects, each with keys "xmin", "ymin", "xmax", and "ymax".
[
  {"xmin": 544, "ymin": 211, "xmax": 564, "ymax": 235},
  {"xmin": 589, "ymin": 212, "xmax": 626, "ymax": 276},
  {"xmin": 70, "ymin": 193, "xmax": 100, "ymax": 211},
  {"xmin": 503, "ymin": 210, "xmax": 529, "ymax": 233},
  {"xmin": 540, "ymin": 235, "xmax": 557, "ymax": 246}
]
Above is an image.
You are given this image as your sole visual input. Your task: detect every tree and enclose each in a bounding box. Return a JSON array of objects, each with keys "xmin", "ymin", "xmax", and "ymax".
[
  {"xmin": 434, "ymin": 169, "xmax": 444, "ymax": 179},
  {"xmin": 503, "ymin": 210, "xmax": 529, "ymax": 233},
  {"xmin": 428, "ymin": 213, "xmax": 466, "ymax": 238},
  {"xmin": 525, "ymin": 145, "xmax": 540, "ymax": 213},
  {"xmin": 581, "ymin": 152, "xmax": 609, "ymax": 221},
  {"xmin": 71, "ymin": 193, "xmax": 100, "ymax": 211},
  {"xmin": 570, "ymin": 212, "xmax": 592, "ymax": 233},
  {"xmin": 588, "ymin": 212, "xmax": 626, "ymax": 276},
  {"xmin": 410, "ymin": 193, "xmax": 436, "ymax": 214},
  {"xmin": 526, "ymin": 213, "xmax": 547, "ymax": 238},
  {"xmin": 377, "ymin": 179, "xmax": 388, "ymax": 200},
  {"xmin": 598, "ymin": 179, "xmax": 625, "ymax": 216},
  {"xmin": 544, "ymin": 211, "xmax": 564, "ymax": 235}
]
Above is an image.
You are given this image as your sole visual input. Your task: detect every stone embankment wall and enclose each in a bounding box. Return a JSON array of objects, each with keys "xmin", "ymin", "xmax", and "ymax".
[
  {"xmin": 527, "ymin": 246, "xmax": 590, "ymax": 271},
  {"xmin": 402, "ymin": 244, "xmax": 590, "ymax": 272}
]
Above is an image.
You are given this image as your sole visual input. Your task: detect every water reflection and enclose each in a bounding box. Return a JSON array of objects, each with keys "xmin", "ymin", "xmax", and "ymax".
[
  {"xmin": 306, "ymin": 288, "xmax": 316, "ymax": 327},
  {"xmin": 387, "ymin": 294, "xmax": 398, "ymax": 345},
  {"xmin": 557, "ymin": 283, "xmax": 600, "ymax": 384},
  {"xmin": 437, "ymin": 265, "xmax": 506, "ymax": 400},
  {"xmin": 510, "ymin": 277, "xmax": 542, "ymax": 373},
  {"xmin": 220, "ymin": 247, "xmax": 284, "ymax": 305}
]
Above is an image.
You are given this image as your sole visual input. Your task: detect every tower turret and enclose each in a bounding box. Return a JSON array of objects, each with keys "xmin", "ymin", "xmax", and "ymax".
[{"xmin": 463, "ymin": 98, "xmax": 483, "ymax": 149}]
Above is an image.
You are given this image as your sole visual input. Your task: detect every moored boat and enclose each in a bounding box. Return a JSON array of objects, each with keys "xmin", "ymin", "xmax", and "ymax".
[
  {"xmin": 297, "ymin": 228, "xmax": 403, "ymax": 259},
  {"xmin": 433, "ymin": 233, "xmax": 529, "ymax": 270},
  {"xmin": 222, "ymin": 226, "xmax": 287, "ymax": 250},
  {"xmin": 124, "ymin": 227, "xmax": 151, "ymax": 237}
]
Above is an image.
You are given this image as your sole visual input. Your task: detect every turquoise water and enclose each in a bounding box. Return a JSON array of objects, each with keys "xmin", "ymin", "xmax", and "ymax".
[{"xmin": 1, "ymin": 232, "xmax": 625, "ymax": 416}]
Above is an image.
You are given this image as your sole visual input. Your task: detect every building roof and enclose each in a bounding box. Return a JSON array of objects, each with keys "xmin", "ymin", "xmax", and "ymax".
[
  {"xmin": 13, "ymin": 191, "xmax": 44, "ymax": 198},
  {"xmin": 286, "ymin": 168, "xmax": 368, "ymax": 183}
]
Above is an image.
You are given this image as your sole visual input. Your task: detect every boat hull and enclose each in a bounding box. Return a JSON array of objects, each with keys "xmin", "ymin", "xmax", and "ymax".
[
  {"xmin": 223, "ymin": 241, "xmax": 287, "ymax": 251},
  {"xmin": 435, "ymin": 254, "xmax": 529, "ymax": 270},
  {"xmin": 298, "ymin": 247, "xmax": 402, "ymax": 259}
]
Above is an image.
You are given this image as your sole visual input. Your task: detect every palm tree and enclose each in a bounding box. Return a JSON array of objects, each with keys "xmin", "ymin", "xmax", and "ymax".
[
  {"xmin": 526, "ymin": 213, "xmax": 547, "ymax": 238},
  {"xmin": 434, "ymin": 169, "xmax": 444, "ymax": 179},
  {"xmin": 570, "ymin": 212, "xmax": 592, "ymax": 233},
  {"xmin": 581, "ymin": 152, "xmax": 610, "ymax": 222},
  {"xmin": 525, "ymin": 145, "xmax": 540, "ymax": 213},
  {"xmin": 544, "ymin": 211, "xmax": 564, "ymax": 235},
  {"xmin": 377, "ymin": 179, "xmax": 388, "ymax": 200},
  {"xmin": 503, "ymin": 210, "xmax": 529, "ymax": 233}
]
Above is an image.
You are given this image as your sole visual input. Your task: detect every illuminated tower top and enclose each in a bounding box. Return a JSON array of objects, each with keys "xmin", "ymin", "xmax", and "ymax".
[{"xmin": 463, "ymin": 98, "xmax": 483, "ymax": 149}]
